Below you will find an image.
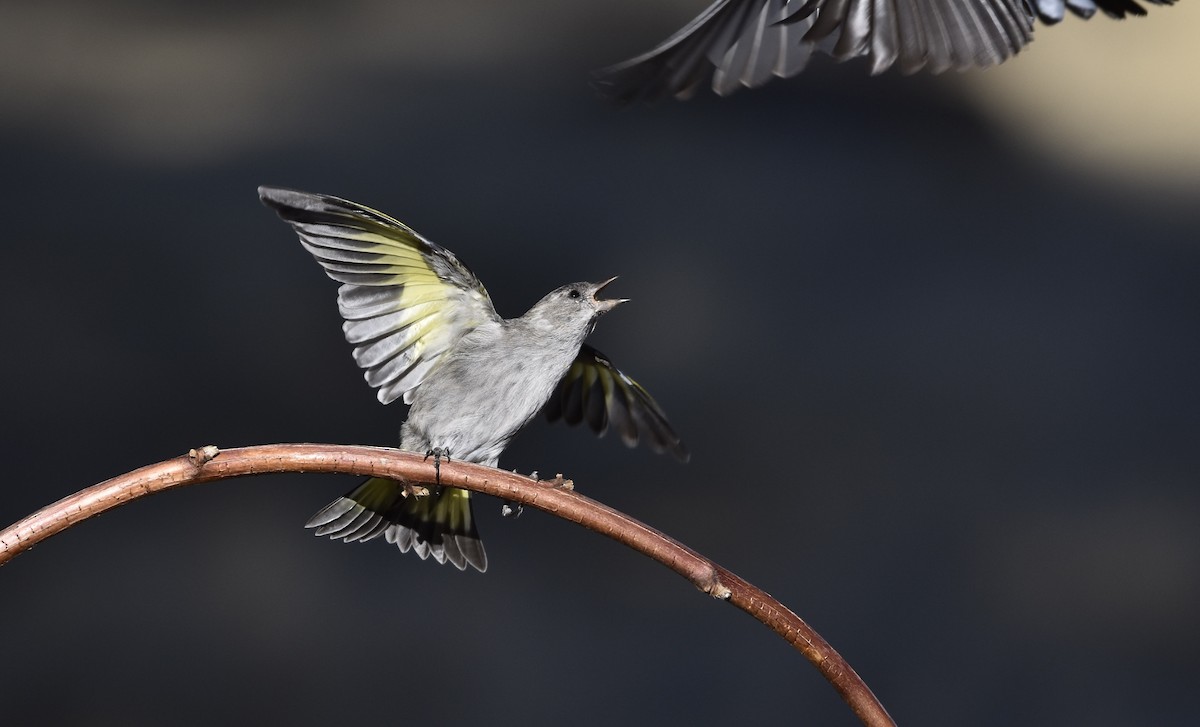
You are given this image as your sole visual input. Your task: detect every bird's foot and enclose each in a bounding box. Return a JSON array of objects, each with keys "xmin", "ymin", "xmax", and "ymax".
[
  {"xmin": 423, "ymin": 447, "xmax": 451, "ymax": 486},
  {"xmin": 501, "ymin": 469, "xmax": 541, "ymax": 517},
  {"xmin": 549, "ymin": 473, "xmax": 574, "ymax": 491}
]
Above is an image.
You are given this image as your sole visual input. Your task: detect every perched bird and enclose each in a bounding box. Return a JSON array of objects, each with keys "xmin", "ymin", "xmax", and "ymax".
[
  {"xmin": 595, "ymin": 0, "xmax": 1176, "ymax": 104},
  {"xmin": 259, "ymin": 187, "xmax": 687, "ymax": 572}
]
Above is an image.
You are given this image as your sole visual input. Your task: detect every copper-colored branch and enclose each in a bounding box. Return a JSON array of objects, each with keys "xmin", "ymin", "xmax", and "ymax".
[{"xmin": 0, "ymin": 443, "xmax": 894, "ymax": 727}]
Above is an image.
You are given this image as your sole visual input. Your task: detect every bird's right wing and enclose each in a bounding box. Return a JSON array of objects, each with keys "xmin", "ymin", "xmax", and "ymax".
[
  {"xmin": 594, "ymin": 0, "xmax": 1037, "ymax": 103},
  {"xmin": 544, "ymin": 344, "xmax": 689, "ymax": 462},
  {"xmin": 259, "ymin": 187, "xmax": 500, "ymax": 405}
]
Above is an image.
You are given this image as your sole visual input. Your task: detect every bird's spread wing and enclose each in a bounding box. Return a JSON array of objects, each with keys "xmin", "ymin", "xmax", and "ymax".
[
  {"xmin": 544, "ymin": 344, "xmax": 689, "ymax": 462},
  {"xmin": 597, "ymin": 0, "xmax": 1179, "ymax": 102},
  {"xmin": 594, "ymin": 0, "xmax": 1034, "ymax": 103},
  {"xmin": 259, "ymin": 187, "xmax": 499, "ymax": 405},
  {"xmin": 1033, "ymin": 0, "xmax": 1173, "ymax": 23},
  {"xmin": 595, "ymin": 0, "xmax": 818, "ymax": 104}
]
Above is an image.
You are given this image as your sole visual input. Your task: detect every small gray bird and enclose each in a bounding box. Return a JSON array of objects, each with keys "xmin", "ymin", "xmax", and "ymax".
[{"xmin": 259, "ymin": 187, "xmax": 688, "ymax": 572}]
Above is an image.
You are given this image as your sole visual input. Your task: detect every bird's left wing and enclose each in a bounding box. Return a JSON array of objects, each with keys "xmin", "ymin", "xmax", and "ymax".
[
  {"xmin": 594, "ymin": 0, "xmax": 1036, "ymax": 103},
  {"xmin": 259, "ymin": 187, "xmax": 500, "ymax": 405},
  {"xmin": 544, "ymin": 344, "xmax": 689, "ymax": 462}
]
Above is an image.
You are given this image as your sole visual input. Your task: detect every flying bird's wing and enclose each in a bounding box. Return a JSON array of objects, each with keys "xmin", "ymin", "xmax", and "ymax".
[
  {"xmin": 594, "ymin": 0, "xmax": 818, "ymax": 104},
  {"xmin": 259, "ymin": 186, "xmax": 500, "ymax": 405},
  {"xmin": 544, "ymin": 344, "xmax": 690, "ymax": 462},
  {"xmin": 600, "ymin": 0, "xmax": 1183, "ymax": 102},
  {"xmin": 1033, "ymin": 0, "xmax": 1173, "ymax": 23}
]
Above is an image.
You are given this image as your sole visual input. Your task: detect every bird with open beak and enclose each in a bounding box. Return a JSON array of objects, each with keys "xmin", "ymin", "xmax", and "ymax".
[{"xmin": 260, "ymin": 187, "xmax": 688, "ymax": 572}]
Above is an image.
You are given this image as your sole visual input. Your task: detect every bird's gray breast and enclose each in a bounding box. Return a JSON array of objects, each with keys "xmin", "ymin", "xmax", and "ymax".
[{"xmin": 400, "ymin": 322, "xmax": 580, "ymax": 465}]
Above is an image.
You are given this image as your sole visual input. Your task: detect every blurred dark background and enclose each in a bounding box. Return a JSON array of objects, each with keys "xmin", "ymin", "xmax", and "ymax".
[{"xmin": 2, "ymin": 2, "xmax": 1198, "ymax": 725}]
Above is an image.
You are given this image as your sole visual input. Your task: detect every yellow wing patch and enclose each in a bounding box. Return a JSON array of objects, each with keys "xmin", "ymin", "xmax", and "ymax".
[{"xmin": 260, "ymin": 187, "xmax": 499, "ymax": 404}]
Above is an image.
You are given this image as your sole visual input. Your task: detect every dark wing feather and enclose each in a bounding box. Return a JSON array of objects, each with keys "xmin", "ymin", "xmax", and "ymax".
[
  {"xmin": 1034, "ymin": 0, "xmax": 1173, "ymax": 22},
  {"xmin": 544, "ymin": 344, "xmax": 689, "ymax": 462},
  {"xmin": 595, "ymin": 0, "xmax": 819, "ymax": 104}
]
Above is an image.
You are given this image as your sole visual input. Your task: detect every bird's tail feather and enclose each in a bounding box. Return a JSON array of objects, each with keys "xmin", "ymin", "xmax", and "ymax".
[{"xmin": 305, "ymin": 477, "xmax": 487, "ymax": 572}]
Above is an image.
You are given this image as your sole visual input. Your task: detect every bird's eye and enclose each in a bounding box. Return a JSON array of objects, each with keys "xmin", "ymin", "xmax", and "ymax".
[{"xmin": 568, "ymin": 289, "xmax": 581, "ymax": 299}]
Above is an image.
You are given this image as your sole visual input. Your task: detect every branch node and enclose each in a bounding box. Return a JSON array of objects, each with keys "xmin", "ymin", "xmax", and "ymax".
[
  {"xmin": 187, "ymin": 445, "xmax": 220, "ymax": 466},
  {"xmin": 402, "ymin": 483, "xmax": 430, "ymax": 499},
  {"xmin": 697, "ymin": 566, "xmax": 732, "ymax": 600}
]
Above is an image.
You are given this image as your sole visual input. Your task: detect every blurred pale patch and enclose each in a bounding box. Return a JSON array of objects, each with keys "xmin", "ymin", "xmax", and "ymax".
[{"xmin": 959, "ymin": 4, "xmax": 1200, "ymax": 184}]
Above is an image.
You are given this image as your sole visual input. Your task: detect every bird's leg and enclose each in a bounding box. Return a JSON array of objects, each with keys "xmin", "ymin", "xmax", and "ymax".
[{"xmin": 423, "ymin": 447, "xmax": 451, "ymax": 488}]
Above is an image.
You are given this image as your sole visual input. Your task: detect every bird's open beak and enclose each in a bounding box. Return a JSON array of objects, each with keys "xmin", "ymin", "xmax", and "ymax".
[{"xmin": 592, "ymin": 276, "xmax": 628, "ymax": 313}]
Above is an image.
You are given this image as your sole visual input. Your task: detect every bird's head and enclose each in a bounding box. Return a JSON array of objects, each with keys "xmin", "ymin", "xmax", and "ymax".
[{"xmin": 524, "ymin": 276, "xmax": 627, "ymax": 339}]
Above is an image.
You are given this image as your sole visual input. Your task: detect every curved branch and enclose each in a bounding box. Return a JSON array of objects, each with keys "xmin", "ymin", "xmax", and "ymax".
[{"xmin": 0, "ymin": 443, "xmax": 894, "ymax": 727}]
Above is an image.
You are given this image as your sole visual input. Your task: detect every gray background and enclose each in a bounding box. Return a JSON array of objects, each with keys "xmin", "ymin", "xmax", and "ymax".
[{"xmin": 2, "ymin": 2, "xmax": 1198, "ymax": 725}]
